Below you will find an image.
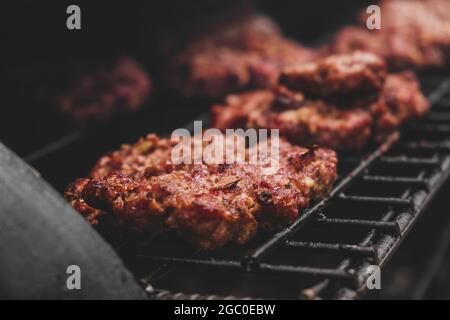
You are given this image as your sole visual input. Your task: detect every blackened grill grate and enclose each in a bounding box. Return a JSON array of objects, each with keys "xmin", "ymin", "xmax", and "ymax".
[{"xmin": 25, "ymin": 74, "xmax": 450, "ymax": 300}]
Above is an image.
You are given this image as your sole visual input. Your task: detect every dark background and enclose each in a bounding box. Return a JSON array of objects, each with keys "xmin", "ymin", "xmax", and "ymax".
[
  {"xmin": 1, "ymin": 0, "xmax": 450, "ymax": 300},
  {"xmin": 0, "ymin": 0, "xmax": 371, "ymax": 63},
  {"xmin": 0, "ymin": 0, "xmax": 371, "ymax": 157}
]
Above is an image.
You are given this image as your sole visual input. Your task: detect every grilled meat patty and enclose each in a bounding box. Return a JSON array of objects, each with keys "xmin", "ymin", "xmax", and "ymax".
[
  {"xmin": 279, "ymin": 51, "xmax": 387, "ymax": 101},
  {"xmin": 66, "ymin": 135, "xmax": 337, "ymax": 250},
  {"xmin": 212, "ymin": 90, "xmax": 374, "ymax": 150},
  {"xmin": 331, "ymin": 0, "xmax": 450, "ymax": 70},
  {"xmin": 168, "ymin": 13, "xmax": 317, "ymax": 98},
  {"xmin": 212, "ymin": 53, "xmax": 429, "ymax": 150},
  {"xmin": 371, "ymin": 71, "xmax": 430, "ymax": 139},
  {"xmin": 55, "ymin": 57, "xmax": 152, "ymax": 122}
]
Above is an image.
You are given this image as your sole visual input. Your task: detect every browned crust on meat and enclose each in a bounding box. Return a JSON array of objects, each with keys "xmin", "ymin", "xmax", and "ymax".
[
  {"xmin": 249, "ymin": 100, "xmax": 374, "ymax": 150},
  {"xmin": 212, "ymin": 90, "xmax": 373, "ymax": 150},
  {"xmin": 90, "ymin": 134, "xmax": 179, "ymax": 180},
  {"xmin": 211, "ymin": 71, "xmax": 429, "ymax": 150},
  {"xmin": 279, "ymin": 51, "xmax": 387, "ymax": 101},
  {"xmin": 66, "ymin": 178, "xmax": 104, "ymax": 226},
  {"xmin": 66, "ymin": 136, "xmax": 337, "ymax": 250}
]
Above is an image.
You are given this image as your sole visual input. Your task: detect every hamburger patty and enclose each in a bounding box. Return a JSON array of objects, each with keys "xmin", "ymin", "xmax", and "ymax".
[{"xmin": 66, "ymin": 135, "xmax": 337, "ymax": 250}]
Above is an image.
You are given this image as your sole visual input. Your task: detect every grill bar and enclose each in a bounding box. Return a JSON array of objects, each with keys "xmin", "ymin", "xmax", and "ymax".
[
  {"xmin": 257, "ymin": 264, "xmax": 356, "ymax": 283},
  {"xmin": 399, "ymin": 141, "xmax": 450, "ymax": 151},
  {"xmin": 428, "ymin": 79, "xmax": 450, "ymax": 103},
  {"xmin": 285, "ymin": 241, "xmax": 376, "ymax": 258},
  {"xmin": 146, "ymin": 286, "xmax": 256, "ymax": 300},
  {"xmin": 138, "ymin": 256, "xmax": 242, "ymax": 270},
  {"xmin": 303, "ymin": 162, "xmax": 450, "ymax": 299},
  {"xmin": 361, "ymin": 175, "xmax": 428, "ymax": 189},
  {"xmin": 409, "ymin": 124, "xmax": 450, "ymax": 133},
  {"xmin": 315, "ymin": 218, "xmax": 401, "ymax": 235},
  {"xmin": 24, "ymin": 131, "xmax": 84, "ymax": 163},
  {"xmin": 378, "ymin": 174, "xmax": 450, "ymax": 268},
  {"xmin": 300, "ymin": 206, "xmax": 402, "ymax": 299},
  {"xmin": 338, "ymin": 194, "xmax": 414, "ymax": 208},
  {"xmin": 380, "ymin": 156, "xmax": 441, "ymax": 166},
  {"xmin": 426, "ymin": 112, "xmax": 450, "ymax": 122}
]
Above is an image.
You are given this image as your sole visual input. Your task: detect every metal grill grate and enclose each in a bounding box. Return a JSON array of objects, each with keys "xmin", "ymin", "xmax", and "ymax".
[
  {"xmin": 136, "ymin": 74, "xmax": 450, "ymax": 300},
  {"xmin": 24, "ymin": 74, "xmax": 450, "ymax": 300}
]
